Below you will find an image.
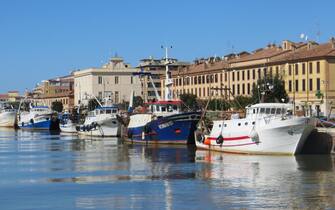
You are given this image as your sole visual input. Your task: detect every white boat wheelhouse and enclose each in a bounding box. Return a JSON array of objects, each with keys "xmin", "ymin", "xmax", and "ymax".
[{"xmin": 245, "ymin": 103, "xmax": 293, "ymax": 120}]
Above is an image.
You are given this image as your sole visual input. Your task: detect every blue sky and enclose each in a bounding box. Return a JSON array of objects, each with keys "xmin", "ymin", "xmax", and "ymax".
[{"xmin": 0, "ymin": 0, "xmax": 334, "ymax": 93}]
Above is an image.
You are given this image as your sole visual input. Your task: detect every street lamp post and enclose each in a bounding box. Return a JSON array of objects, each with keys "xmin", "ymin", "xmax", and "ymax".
[
  {"xmin": 292, "ymin": 63, "xmax": 296, "ymax": 115},
  {"xmin": 322, "ymin": 80, "xmax": 329, "ymax": 119}
]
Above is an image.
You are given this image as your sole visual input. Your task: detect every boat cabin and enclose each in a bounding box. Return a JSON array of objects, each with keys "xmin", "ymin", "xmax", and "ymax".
[
  {"xmin": 0, "ymin": 108, "xmax": 16, "ymax": 113},
  {"xmin": 146, "ymin": 100, "xmax": 181, "ymax": 116},
  {"xmin": 30, "ymin": 106, "xmax": 51, "ymax": 113},
  {"xmin": 0, "ymin": 103, "xmax": 16, "ymax": 113},
  {"xmin": 245, "ymin": 103, "xmax": 292, "ymax": 119},
  {"xmin": 88, "ymin": 106, "xmax": 119, "ymax": 117}
]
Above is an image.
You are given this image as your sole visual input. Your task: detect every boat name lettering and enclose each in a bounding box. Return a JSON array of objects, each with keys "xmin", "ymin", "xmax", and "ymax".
[{"xmin": 158, "ymin": 121, "xmax": 173, "ymax": 129}]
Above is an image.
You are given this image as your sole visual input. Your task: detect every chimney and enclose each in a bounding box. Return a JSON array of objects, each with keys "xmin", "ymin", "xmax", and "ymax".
[
  {"xmin": 282, "ymin": 40, "xmax": 294, "ymax": 51},
  {"xmin": 307, "ymin": 41, "xmax": 318, "ymax": 50},
  {"xmin": 330, "ymin": 37, "xmax": 335, "ymax": 49}
]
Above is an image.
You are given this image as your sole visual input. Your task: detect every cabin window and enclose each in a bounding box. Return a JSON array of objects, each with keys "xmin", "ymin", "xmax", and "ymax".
[
  {"xmin": 224, "ymin": 124, "xmax": 227, "ymax": 127},
  {"xmin": 252, "ymin": 122, "xmax": 255, "ymax": 125},
  {"xmin": 112, "ymin": 109, "xmax": 117, "ymax": 113},
  {"xmin": 271, "ymin": 109, "xmax": 276, "ymax": 114},
  {"xmin": 260, "ymin": 108, "xmax": 265, "ymax": 113},
  {"xmin": 245, "ymin": 122, "xmax": 248, "ymax": 126},
  {"xmin": 265, "ymin": 108, "xmax": 270, "ymax": 114},
  {"xmin": 161, "ymin": 106, "xmax": 166, "ymax": 112},
  {"xmin": 106, "ymin": 110, "xmax": 111, "ymax": 114},
  {"xmin": 219, "ymin": 124, "xmax": 222, "ymax": 128},
  {"xmin": 276, "ymin": 109, "xmax": 282, "ymax": 114},
  {"xmin": 253, "ymin": 109, "xmax": 256, "ymax": 114},
  {"xmin": 100, "ymin": 110, "xmax": 104, "ymax": 114},
  {"xmin": 238, "ymin": 123, "xmax": 241, "ymax": 126}
]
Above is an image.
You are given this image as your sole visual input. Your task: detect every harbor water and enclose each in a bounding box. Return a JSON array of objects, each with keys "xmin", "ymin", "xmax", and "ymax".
[{"xmin": 0, "ymin": 128, "xmax": 334, "ymax": 209}]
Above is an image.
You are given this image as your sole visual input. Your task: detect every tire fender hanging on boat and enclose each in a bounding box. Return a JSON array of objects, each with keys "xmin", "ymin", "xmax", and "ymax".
[{"xmin": 216, "ymin": 135, "xmax": 224, "ymax": 144}]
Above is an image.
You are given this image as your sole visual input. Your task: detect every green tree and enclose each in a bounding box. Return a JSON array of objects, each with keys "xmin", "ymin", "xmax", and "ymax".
[
  {"xmin": 51, "ymin": 101, "xmax": 63, "ymax": 113},
  {"xmin": 252, "ymin": 75, "xmax": 289, "ymax": 103},
  {"xmin": 207, "ymin": 99, "xmax": 231, "ymax": 111},
  {"xmin": 179, "ymin": 93, "xmax": 198, "ymax": 110},
  {"xmin": 231, "ymin": 96, "xmax": 254, "ymax": 110}
]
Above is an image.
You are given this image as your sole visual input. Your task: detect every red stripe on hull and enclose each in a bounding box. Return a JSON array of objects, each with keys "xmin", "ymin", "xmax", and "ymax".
[{"xmin": 207, "ymin": 136, "xmax": 250, "ymax": 141}]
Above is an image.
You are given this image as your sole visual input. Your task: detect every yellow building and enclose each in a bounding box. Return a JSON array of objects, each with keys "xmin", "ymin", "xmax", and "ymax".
[
  {"xmin": 32, "ymin": 75, "xmax": 74, "ymax": 112},
  {"xmin": 0, "ymin": 91, "xmax": 22, "ymax": 102},
  {"xmin": 163, "ymin": 38, "xmax": 335, "ymax": 117},
  {"xmin": 167, "ymin": 57, "xmax": 229, "ymax": 100}
]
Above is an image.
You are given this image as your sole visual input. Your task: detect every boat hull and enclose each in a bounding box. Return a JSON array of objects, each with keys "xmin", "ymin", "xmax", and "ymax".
[
  {"xmin": 127, "ymin": 112, "xmax": 201, "ymax": 144},
  {"xmin": 0, "ymin": 111, "xmax": 17, "ymax": 127},
  {"xmin": 77, "ymin": 117, "xmax": 121, "ymax": 137},
  {"xmin": 195, "ymin": 117, "xmax": 316, "ymax": 155},
  {"xmin": 60, "ymin": 123, "xmax": 78, "ymax": 133},
  {"xmin": 18, "ymin": 114, "xmax": 53, "ymax": 130},
  {"xmin": 18, "ymin": 119, "xmax": 52, "ymax": 130}
]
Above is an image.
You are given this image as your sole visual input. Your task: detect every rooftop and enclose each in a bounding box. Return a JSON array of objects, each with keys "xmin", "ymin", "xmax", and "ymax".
[{"xmin": 271, "ymin": 41, "xmax": 335, "ymax": 63}]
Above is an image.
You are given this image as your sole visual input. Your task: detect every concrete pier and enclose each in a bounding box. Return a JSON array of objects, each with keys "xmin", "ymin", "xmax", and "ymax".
[{"xmin": 317, "ymin": 128, "xmax": 335, "ymax": 154}]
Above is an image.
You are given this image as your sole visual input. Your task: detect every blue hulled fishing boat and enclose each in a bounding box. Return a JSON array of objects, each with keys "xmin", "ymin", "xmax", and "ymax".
[{"xmin": 126, "ymin": 47, "xmax": 201, "ymax": 144}]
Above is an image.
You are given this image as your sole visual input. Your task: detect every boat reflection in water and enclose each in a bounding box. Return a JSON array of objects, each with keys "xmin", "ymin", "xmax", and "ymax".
[
  {"xmin": 73, "ymin": 144, "xmax": 197, "ymax": 210},
  {"xmin": 195, "ymin": 150, "xmax": 334, "ymax": 209}
]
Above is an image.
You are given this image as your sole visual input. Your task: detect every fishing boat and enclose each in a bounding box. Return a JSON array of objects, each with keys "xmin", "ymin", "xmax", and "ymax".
[
  {"xmin": 59, "ymin": 112, "xmax": 77, "ymax": 133},
  {"xmin": 195, "ymin": 103, "xmax": 316, "ymax": 155},
  {"xmin": 18, "ymin": 104, "xmax": 54, "ymax": 130},
  {"xmin": 0, "ymin": 103, "xmax": 17, "ymax": 127},
  {"xmin": 76, "ymin": 97, "xmax": 121, "ymax": 137},
  {"xmin": 126, "ymin": 47, "xmax": 201, "ymax": 144}
]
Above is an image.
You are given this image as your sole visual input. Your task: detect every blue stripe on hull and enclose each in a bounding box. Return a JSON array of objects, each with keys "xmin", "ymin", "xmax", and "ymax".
[
  {"xmin": 19, "ymin": 120, "xmax": 52, "ymax": 130},
  {"xmin": 127, "ymin": 112, "xmax": 200, "ymax": 144}
]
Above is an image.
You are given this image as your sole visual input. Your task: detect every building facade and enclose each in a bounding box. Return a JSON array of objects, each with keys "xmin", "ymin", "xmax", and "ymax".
[
  {"xmin": 74, "ymin": 56, "xmax": 141, "ymax": 107},
  {"xmin": 164, "ymin": 38, "xmax": 335, "ymax": 117},
  {"xmin": 32, "ymin": 75, "xmax": 74, "ymax": 112},
  {"xmin": 0, "ymin": 91, "xmax": 22, "ymax": 102}
]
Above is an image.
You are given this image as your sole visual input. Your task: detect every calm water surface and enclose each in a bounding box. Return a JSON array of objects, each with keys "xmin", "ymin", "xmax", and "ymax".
[{"xmin": 0, "ymin": 128, "xmax": 334, "ymax": 210}]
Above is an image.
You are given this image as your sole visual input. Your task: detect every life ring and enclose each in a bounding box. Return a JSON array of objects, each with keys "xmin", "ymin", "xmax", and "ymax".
[
  {"xmin": 216, "ymin": 135, "xmax": 224, "ymax": 144},
  {"xmin": 196, "ymin": 132, "xmax": 205, "ymax": 143}
]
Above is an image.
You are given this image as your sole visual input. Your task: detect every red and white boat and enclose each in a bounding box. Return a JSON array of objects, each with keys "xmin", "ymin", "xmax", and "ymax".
[{"xmin": 195, "ymin": 103, "xmax": 316, "ymax": 155}]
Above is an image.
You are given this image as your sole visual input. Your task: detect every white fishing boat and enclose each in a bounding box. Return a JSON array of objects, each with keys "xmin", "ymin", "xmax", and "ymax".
[
  {"xmin": 195, "ymin": 103, "xmax": 316, "ymax": 155},
  {"xmin": 77, "ymin": 98, "xmax": 121, "ymax": 137},
  {"xmin": 18, "ymin": 104, "xmax": 54, "ymax": 130},
  {"xmin": 59, "ymin": 113, "xmax": 77, "ymax": 133},
  {"xmin": 0, "ymin": 103, "xmax": 17, "ymax": 127}
]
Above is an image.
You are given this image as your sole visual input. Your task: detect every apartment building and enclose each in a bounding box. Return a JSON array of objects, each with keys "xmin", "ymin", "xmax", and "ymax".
[
  {"xmin": 32, "ymin": 75, "xmax": 74, "ymax": 112},
  {"xmin": 74, "ymin": 56, "xmax": 141, "ymax": 106},
  {"xmin": 0, "ymin": 91, "xmax": 22, "ymax": 102},
  {"xmin": 165, "ymin": 38, "xmax": 335, "ymax": 116}
]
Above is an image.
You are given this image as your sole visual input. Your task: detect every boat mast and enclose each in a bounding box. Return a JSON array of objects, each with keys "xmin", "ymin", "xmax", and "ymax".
[{"xmin": 163, "ymin": 46, "xmax": 173, "ymax": 101}]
